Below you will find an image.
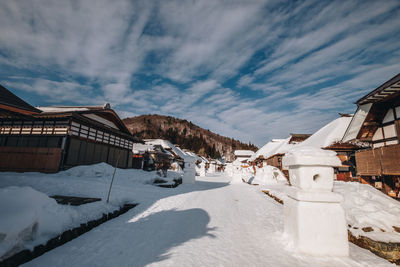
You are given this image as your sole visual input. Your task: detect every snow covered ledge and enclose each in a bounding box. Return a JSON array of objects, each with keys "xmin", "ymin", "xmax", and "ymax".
[{"xmin": 282, "ymin": 147, "xmax": 349, "ymax": 256}]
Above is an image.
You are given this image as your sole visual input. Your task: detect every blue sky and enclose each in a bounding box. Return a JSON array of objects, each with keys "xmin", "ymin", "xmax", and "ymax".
[{"xmin": 0, "ymin": 0, "xmax": 400, "ymax": 147}]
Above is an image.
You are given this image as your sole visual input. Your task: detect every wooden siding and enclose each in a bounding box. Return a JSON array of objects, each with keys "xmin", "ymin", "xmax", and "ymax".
[
  {"xmin": 0, "ymin": 147, "xmax": 62, "ymax": 173},
  {"xmin": 266, "ymin": 155, "xmax": 282, "ymax": 169},
  {"xmin": 380, "ymin": 145, "xmax": 400, "ymax": 175},
  {"xmin": 356, "ymin": 144, "xmax": 400, "ymax": 176},
  {"xmin": 64, "ymin": 136, "xmax": 131, "ymax": 169}
]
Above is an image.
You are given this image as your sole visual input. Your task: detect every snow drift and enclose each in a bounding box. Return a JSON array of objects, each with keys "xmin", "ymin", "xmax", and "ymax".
[
  {"xmin": 242, "ymin": 166, "xmax": 287, "ymax": 186},
  {"xmin": 334, "ymin": 181, "xmax": 400, "ymax": 243},
  {"xmin": 0, "ymin": 186, "xmax": 78, "ymax": 259}
]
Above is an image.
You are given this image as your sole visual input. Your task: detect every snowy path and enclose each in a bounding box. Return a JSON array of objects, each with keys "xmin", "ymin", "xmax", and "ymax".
[{"xmin": 23, "ymin": 174, "xmax": 392, "ymax": 267}]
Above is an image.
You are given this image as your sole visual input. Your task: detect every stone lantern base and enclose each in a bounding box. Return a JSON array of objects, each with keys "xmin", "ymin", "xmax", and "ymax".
[{"xmin": 284, "ymin": 187, "xmax": 349, "ymax": 256}]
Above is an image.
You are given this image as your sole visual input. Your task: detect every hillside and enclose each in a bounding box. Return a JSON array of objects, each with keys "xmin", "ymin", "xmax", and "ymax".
[{"xmin": 123, "ymin": 114, "xmax": 257, "ymax": 161}]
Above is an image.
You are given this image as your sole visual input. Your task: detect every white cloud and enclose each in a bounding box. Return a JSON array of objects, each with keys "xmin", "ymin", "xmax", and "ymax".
[{"xmin": 1, "ymin": 0, "xmax": 400, "ymax": 147}]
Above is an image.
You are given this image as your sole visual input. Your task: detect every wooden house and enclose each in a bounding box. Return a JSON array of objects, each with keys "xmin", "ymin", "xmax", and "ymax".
[
  {"xmin": 296, "ymin": 115, "xmax": 361, "ymax": 181},
  {"xmin": 144, "ymin": 139, "xmax": 186, "ymax": 169},
  {"xmin": 265, "ymin": 134, "xmax": 310, "ymax": 173},
  {"xmin": 342, "ymin": 73, "xmax": 400, "ymax": 198},
  {"xmin": 132, "ymin": 143, "xmax": 173, "ymax": 171},
  {"xmin": 0, "ymin": 85, "xmax": 141, "ymax": 173}
]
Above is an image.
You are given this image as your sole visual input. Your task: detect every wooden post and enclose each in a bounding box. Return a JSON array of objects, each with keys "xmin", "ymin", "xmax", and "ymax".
[{"xmin": 106, "ymin": 151, "xmax": 121, "ymax": 203}]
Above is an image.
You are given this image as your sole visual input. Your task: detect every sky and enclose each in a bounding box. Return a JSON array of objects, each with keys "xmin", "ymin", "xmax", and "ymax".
[{"xmin": 0, "ymin": 0, "xmax": 399, "ymax": 147}]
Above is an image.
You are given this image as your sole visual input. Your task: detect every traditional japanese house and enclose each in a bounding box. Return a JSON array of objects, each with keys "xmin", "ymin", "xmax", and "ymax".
[
  {"xmin": 248, "ymin": 139, "xmax": 285, "ymax": 166},
  {"xmin": 132, "ymin": 143, "xmax": 173, "ymax": 171},
  {"xmin": 342, "ymin": 73, "xmax": 400, "ymax": 198},
  {"xmin": 144, "ymin": 139, "xmax": 186, "ymax": 169},
  {"xmin": 296, "ymin": 115, "xmax": 361, "ymax": 181},
  {"xmin": 0, "ymin": 85, "xmax": 141, "ymax": 173}
]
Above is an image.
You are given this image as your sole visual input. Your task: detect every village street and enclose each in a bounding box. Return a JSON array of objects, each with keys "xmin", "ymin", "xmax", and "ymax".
[{"xmin": 21, "ymin": 174, "xmax": 391, "ymax": 267}]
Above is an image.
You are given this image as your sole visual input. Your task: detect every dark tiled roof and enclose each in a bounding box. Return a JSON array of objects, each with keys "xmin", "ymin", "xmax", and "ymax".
[
  {"xmin": 0, "ymin": 84, "xmax": 41, "ymax": 113},
  {"xmin": 356, "ymin": 73, "xmax": 400, "ymax": 105}
]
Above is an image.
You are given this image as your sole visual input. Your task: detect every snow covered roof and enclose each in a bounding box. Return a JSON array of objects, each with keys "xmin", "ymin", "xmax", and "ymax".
[
  {"xmin": 249, "ymin": 139, "xmax": 285, "ymax": 161},
  {"xmin": 234, "ymin": 150, "xmax": 254, "ymax": 157},
  {"xmin": 132, "ymin": 143, "xmax": 155, "ymax": 154},
  {"xmin": 200, "ymin": 156, "xmax": 209, "ymax": 163},
  {"xmin": 184, "ymin": 151, "xmax": 203, "ymax": 162},
  {"xmin": 267, "ymin": 137, "xmax": 296, "ymax": 158},
  {"xmin": 34, "ymin": 104, "xmax": 136, "ymax": 138},
  {"xmin": 37, "ymin": 107, "xmax": 90, "ymax": 112},
  {"xmin": 297, "ymin": 116, "xmax": 353, "ymax": 149},
  {"xmin": 250, "ymin": 133, "xmax": 311, "ymax": 162},
  {"xmin": 144, "ymin": 139, "xmax": 196, "ymax": 162}
]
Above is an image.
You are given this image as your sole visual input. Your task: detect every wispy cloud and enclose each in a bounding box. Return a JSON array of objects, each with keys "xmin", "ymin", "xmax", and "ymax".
[{"xmin": 0, "ymin": 0, "xmax": 399, "ymax": 146}]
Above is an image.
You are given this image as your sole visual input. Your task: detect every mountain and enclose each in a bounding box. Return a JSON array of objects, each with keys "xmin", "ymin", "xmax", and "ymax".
[{"xmin": 122, "ymin": 114, "xmax": 258, "ymax": 161}]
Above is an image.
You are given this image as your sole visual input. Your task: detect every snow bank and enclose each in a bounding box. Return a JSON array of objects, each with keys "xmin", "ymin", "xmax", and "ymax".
[
  {"xmin": 63, "ymin": 162, "xmax": 180, "ymax": 185},
  {"xmin": 334, "ymin": 181, "xmax": 400, "ymax": 243},
  {"xmin": 0, "ymin": 186, "xmax": 79, "ymax": 259},
  {"xmin": 258, "ymin": 179, "xmax": 400, "ymax": 243}
]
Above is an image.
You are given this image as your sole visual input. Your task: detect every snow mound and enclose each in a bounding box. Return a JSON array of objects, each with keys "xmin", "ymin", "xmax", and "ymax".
[
  {"xmin": 63, "ymin": 162, "xmax": 180, "ymax": 185},
  {"xmin": 64, "ymin": 162, "xmax": 116, "ymax": 178},
  {"xmin": 242, "ymin": 166, "xmax": 288, "ymax": 186},
  {"xmin": 334, "ymin": 181, "xmax": 400, "ymax": 242},
  {"xmin": 252, "ymin": 166, "xmax": 288, "ymax": 185},
  {"xmin": 0, "ymin": 186, "xmax": 77, "ymax": 259}
]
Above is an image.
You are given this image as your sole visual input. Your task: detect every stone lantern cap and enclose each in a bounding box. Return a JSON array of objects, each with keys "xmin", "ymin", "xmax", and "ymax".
[{"xmin": 283, "ymin": 146, "xmax": 341, "ymax": 168}]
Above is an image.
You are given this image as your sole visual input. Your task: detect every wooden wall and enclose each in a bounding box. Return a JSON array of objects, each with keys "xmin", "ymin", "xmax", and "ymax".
[
  {"xmin": 64, "ymin": 136, "xmax": 131, "ymax": 169},
  {"xmin": 356, "ymin": 144, "xmax": 400, "ymax": 176},
  {"xmin": 266, "ymin": 155, "xmax": 282, "ymax": 169},
  {"xmin": 0, "ymin": 147, "xmax": 62, "ymax": 173}
]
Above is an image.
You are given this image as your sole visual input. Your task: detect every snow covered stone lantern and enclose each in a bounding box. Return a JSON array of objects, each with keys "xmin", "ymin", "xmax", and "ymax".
[
  {"xmin": 282, "ymin": 147, "xmax": 349, "ymax": 256},
  {"xmin": 182, "ymin": 155, "xmax": 196, "ymax": 184}
]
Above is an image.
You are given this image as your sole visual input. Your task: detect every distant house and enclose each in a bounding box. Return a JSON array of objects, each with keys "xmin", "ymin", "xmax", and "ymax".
[
  {"xmin": 234, "ymin": 150, "xmax": 254, "ymax": 164},
  {"xmin": 265, "ymin": 134, "xmax": 310, "ymax": 174},
  {"xmin": 131, "ymin": 143, "xmax": 173, "ymax": 171},
  {"xmin": 0, "ymin": 85, "xmax": 141, "ymax": 173},
  {"xmin": 249, "ymin": 134, "xmax": 310, "ymax": 178},
  {"xmin": 144, "ymin": 139, "xmax": 192, "ymax": 169},
  {"xmin": 342, "ymin": 73, "xmax": 400, "ymax": 198}
]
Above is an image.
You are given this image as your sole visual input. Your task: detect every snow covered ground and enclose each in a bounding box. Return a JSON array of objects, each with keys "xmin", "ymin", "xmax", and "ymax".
[
  {"xmin": 0, "ymin": 166, "xmax": 394, "ymax": 266},
  {"xmin": 260, "ymin": 181, "xmax": 400, "ymax": 244},
  {"xmin": 335, "ymin": 181, "xmax": 400, "ymax": 243},
  {"xmin": 0, "ymin": 163, "xmax": 182, "ymax": 259}
]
